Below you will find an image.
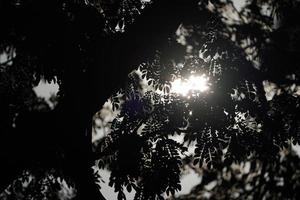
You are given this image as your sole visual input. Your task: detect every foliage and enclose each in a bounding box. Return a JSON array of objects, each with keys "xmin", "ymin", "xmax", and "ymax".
[
  {"xmin": 0, "ymin": 168, "xmax": 76, "ymax": 200},
  {"xmin": 98, "ymin": 82, "xmax": 187, "ymax": 200},
  {"xmin": 172, "ymin": 149, "xmax": 300, "ymax": 200},
  {"xmin": 95, "ymin": 0, "xmax": 300, "ymax": 199},
  {"xmin": 1, "ymin": 0, "xmax": 300, "ymax": 199}
]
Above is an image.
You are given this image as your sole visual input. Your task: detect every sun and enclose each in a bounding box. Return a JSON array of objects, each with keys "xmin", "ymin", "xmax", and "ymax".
[{"xmin": 170, "ymin": 74, "xmax": 210, "ymax": 96}]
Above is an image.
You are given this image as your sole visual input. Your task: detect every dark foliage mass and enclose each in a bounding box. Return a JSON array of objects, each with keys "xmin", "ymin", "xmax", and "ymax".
[
  {"xmin": 172, "ymin": 150, "xmax": 300, "ymax": 200},
  {"xmin": 0, "ymin": 0, "xmax": 300, "ymax": 200}
]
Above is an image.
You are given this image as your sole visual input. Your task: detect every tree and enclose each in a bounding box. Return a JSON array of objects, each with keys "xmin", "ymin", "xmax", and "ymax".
[
  {"xmin": 172, "ymin": 149, "xmax": 300, "ymax": 200},
  {"xmin": 0, "ymin": 0, "xmax": 300, "ymax": 200}
]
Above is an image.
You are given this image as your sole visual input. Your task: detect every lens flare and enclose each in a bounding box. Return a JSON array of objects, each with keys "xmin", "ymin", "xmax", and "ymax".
[{"xmin": 170, "ymin": 74, "xmax": 210, "ymax": 96}]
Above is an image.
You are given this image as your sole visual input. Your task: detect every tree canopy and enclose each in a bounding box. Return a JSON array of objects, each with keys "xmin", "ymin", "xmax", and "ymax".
[{"xmin": 0, "ymin": 0, "xmax": 300, "ymax": 200}]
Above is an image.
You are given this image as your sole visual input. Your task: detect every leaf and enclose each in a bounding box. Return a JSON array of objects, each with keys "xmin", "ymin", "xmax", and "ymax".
[
  {"xmin": 170, "ymin": 189, "xmax": 175, "ymax": 196},
  {"xmin": 193, "ymin": 158, "xmax": 199, "ymax": 166},
  {"xmin": 126, "ymin": 184, "xmax": 132, "ymax": 193},
  {"xmin": 109, "ymin": 180, "xmax": 113, "ymax": 187},
  {"xmin": 142, "ymin": 73, "xmax": 146, "ymax": 79},
  {"xmin": 118, "ymin": 191, "xmax": 126, "ymax": 200}
]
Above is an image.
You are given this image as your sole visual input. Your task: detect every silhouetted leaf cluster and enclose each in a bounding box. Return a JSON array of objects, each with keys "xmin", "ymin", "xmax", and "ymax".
[{"xmin": 173, "ymin": 150, "xmax": 300, "ymax": 200}]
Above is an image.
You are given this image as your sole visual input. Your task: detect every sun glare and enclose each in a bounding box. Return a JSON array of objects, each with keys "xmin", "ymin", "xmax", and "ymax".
[{"xmin": 171, "ymin": 74, "xmax": 210, "ymax": 96}]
